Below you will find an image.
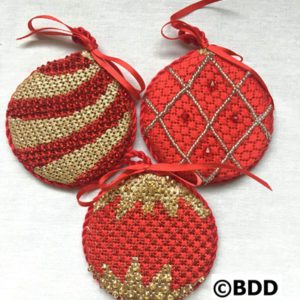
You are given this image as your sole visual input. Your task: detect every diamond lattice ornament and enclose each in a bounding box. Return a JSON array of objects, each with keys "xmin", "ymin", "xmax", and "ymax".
[{"xmin": 141, "ymin": 1, "xmax": 274, "ymax": 185}]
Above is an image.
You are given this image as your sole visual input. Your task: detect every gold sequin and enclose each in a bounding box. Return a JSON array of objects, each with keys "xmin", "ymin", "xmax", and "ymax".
[
  {"xmin": 12, "ymin": 58, "xmax": 100, "ymax": 100},
  {"xmin": 94, "ymin": 173, "xmax": 210, "ymax": 219},
  {"xmin": 89, "ymin": 257, "xmax": 202, "ymax": 300},
  {"xmin": 33, "ymin": 112, "xmax": 131, "ymax": 184},
  {"xmin": 8, "ymin": 81, "xmax": 119, "ymax": 149}
]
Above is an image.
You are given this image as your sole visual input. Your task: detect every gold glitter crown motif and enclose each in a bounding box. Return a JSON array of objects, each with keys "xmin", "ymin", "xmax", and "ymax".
[
  {"xmin": 94, "ymin": 173, "xmax": 210, "ymax": 220},
  {"xmin": 90, "ymin": 257, "xmax": 205, "ymax": 300}
]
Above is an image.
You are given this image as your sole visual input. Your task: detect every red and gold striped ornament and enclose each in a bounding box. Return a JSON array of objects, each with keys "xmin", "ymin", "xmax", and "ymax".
[
  {"xmin": 6, "ymin": 16, "xmax": 144, "ymax": 188},
  {"xmin": 140, "ymin": 0, "xmax": 274, "ymax": 185},
  {"xmin": 79, "ymin": 152, "xmax": 218, "ymax": 300}
]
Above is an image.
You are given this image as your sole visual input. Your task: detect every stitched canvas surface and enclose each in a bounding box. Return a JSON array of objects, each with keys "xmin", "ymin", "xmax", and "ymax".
[
  {"xmin": 141, "ymin": 49, "xmax": 274, "ymax": 184},
  {"xmin": 83, "ymin": 173, "xmax": 218, "ymax": 299},
  {"xmin": 6, "ymin": 51, "xmax": 136, "ymax": 187}
]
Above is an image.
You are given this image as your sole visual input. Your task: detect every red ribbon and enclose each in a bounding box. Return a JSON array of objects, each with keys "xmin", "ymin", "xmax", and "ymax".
[
  {"xmin": 18, "ymin": 15, "xmax": 145, "ymax": 100},
  {"xmin": 77, "ymin": 150, "xmax": 272, "ymax": 207},
  {"xmin": 161, "ymin": 0, "xmax": 272, "ymax": 95}
]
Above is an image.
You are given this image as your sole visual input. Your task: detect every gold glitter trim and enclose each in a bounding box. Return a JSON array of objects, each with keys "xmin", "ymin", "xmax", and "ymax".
[
  {"xmin": 33, "ymin": 112, "xmax": 131, "ymax": 184},
  {"xmin": 89, "ymin": 257, "xmax": 205, "ymax": 300},
  {"xmin": 94, "ymin": 173, "xmax": 210, "ymax": 219},
  {"xmin": 8, "ymin": 81, "xmax": 119, "ymax": 149},
  {"xmin": 12, "ymin": 59, "xmax": 100, "ymax": 100}
]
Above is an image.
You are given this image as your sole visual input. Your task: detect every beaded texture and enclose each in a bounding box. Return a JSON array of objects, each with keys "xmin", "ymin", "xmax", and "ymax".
[
  {"xmin": 83, "ymin": 172, "xmax": 218, "ymax": 300},
  {"xmin": 141, "ymin": 49, "xmax": 274, "ymax": 185},
  {"xmin": 6, "ymin": 51, "xmax": 136, "ymax": 188}
]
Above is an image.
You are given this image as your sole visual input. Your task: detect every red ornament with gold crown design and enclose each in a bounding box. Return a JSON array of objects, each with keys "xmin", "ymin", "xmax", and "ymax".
[{"xmin": 81, "ymin": 152, "xmax": 218, "ymax": 300}]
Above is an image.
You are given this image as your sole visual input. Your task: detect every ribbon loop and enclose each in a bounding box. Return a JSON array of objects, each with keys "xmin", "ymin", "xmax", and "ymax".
[
  {"xmin": 71, "ymin": 27, "xmax": 98, "ymax": 51},
  {"xmin": 18, "ymin": 15, "xmax": 145, "ymax": 99},
  {"xmin": 178, "ymin": 26, "xmax": 208, "ymax": 48},
  {"xmin": 161, "ymin": 0, "xmax": 222, "ymax": 48},
  {"xmin": 162, "ymin": 20, "xmax": 208, "ymax": 48},
  {"xmin": 161, "ymin": 0, "xmax": 273, "ymax": 98}
]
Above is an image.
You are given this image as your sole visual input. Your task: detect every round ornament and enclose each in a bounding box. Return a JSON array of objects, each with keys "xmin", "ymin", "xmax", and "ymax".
[
  {"xmin": 140, "ymin": 0, "xmax": 274, "ymax": 185},
  {"xmin": 6, "ymin": 16, "xmax": 144, "ymax": 188},
  {"xmin": 81, "ymin": 153, "xmax": 218, "ymax": 300}
]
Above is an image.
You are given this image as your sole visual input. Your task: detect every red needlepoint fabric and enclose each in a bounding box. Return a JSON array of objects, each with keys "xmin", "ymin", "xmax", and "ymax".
[
  {"xmin": 83, "ymin": 172, "xmax": 218, "ymax": 299},
  {"xmin": 140, "ymin": 0, "xmax": 274, "ymax": 185},
  {"xmin": 6, "ymin": 51, "xmax": 136, "ymax": 188}
]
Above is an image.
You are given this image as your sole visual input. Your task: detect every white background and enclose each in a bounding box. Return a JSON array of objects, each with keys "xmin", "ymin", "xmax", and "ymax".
[{"xmin": 0, "ymin": 0, "xmax": 299, "ymax": 299}]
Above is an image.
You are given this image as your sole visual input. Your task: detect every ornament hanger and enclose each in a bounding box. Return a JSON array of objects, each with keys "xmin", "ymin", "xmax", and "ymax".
[{"xmin": 18, "ymin": 15, "xmax": 145, "ymax": 99}]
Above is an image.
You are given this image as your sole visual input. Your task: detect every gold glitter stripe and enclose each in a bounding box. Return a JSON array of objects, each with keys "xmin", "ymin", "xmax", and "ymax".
[
  {"xmin": 33, "ymin": 112, "xmax": 131, "ymax": 185},
  {"xmin": 89, "ymin": 257, "xmax": 204, "ymax": 300},
  {"xmin": 12, "ymin": 58, "xmax": 100, "ymax": 100},
  {"xmin": 8, "ymin": 81, "xmax": 119, "ymax": 149},
  {"xmin": 94, "ymin": 173, "xmax": 210, "ymax": 220}
]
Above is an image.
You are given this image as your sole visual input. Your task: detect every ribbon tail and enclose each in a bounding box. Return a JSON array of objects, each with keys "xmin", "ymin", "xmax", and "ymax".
[
  {"xmin": 171, "ymin": 0, "xmax": 222, "ymax": 21},
  {"xmin": 77, "ymin": 182, "xmax": 102, "ymax": 207},
  {"xmin": 149, "ymin": 163, "xmax": 272, "ymax": 190},
  {"xmin": 91, "ymin": 50, "xmax": 144, "ymax": 100}
]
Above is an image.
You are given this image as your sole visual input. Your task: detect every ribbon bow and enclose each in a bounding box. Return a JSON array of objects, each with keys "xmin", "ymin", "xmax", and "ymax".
[
  {"xmin": 161, "ymin": 0, "xmax": 272, "ymax": 94},
  {"xmin": 18, "ymin": 15, "xmax": 145, "ymax": 99},
  {"xmin": 77, "ymin": 150, "xmax": 271, "ymax": 207}
]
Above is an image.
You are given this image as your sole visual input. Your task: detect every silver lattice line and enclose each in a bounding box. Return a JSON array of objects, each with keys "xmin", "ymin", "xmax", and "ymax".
[
  {"xmin": 144, "ymin": 97, "xmax": 207, "ymax": 183},
  {"xmin": 205, "ymin": 104, "xmax": 273, "ymax": 183},
  {"xmin": 209, "ymin": 56, "xmax": 272, "ymax": 140},
  {"xmin": 144, "ymin": 53, "xmax": 213, "ymax": 134},
  {"xmin": 168, "ymin": 67, "xmax": 251, "ymax": 168}
]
